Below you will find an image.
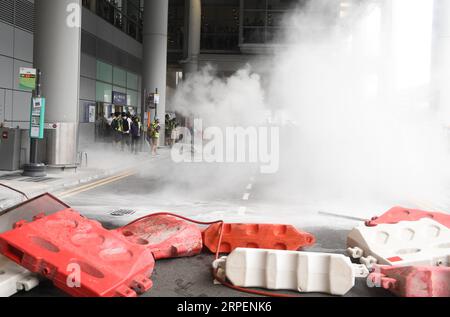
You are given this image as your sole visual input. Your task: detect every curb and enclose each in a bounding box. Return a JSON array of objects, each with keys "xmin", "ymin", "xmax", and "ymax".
[{"xmin": 0, "ymin": 153, "xmax": 170, "ymax": 211}]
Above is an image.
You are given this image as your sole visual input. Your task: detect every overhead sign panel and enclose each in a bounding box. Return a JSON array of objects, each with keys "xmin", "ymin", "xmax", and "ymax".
[{"xmin": 112, "ymin": 91, "xmax": 127, "ymax": 105}]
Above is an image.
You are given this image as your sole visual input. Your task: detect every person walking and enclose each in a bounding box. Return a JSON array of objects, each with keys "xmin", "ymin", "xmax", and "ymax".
[
  {"xmin": 171, "ymin": 125, "xmax": 179, "ymax": 147},
  {"xmin": 130, "ymin": 116, "xmax": 141, "ymax": 155},
  {"xmin": 111, "ymin": 112, "xmax": 123, "ymax": 149},
  {"xmin": 106, "ymin": 114, "xmax": 114, "ymax": 143},
  {"xmin": 150, "ymin": 118, "xmax": 161, "ymax": 156},
  {"xmin": 121, "ymin": 112, "xmax": 132, "ymax": 151},
  {"xmin": 165, "ymin": 114, "xmax": 171, "ymax": 146},
  {"xmin": 165, "ymin": 116, "xmax": 179, "ymax": 147},
  {"xmin": 136, "ymin": 117, "xmax": 143, "ymax": 152}
]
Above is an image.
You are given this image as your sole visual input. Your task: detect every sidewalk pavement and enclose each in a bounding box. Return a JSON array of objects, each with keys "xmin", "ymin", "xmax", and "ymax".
[{"xmin": 0, "ymin": 148, "xmax": 171, "ymax": 211}]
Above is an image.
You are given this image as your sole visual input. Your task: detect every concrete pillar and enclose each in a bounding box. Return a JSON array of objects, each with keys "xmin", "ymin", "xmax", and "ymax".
[
  {"xmin": 184, "ymin": 0, "xmax": 202, "ymax": 75},
  {"xmin": 143, "ymin": 0, "xmax": 168, "ymax": 144},
  {"xmin": 34, "ymin": 0, "xmax": 81, "ymax": 166},
  {"xmin": 431, "ymin": 0, "xmax": 450, "ymax": 123}
]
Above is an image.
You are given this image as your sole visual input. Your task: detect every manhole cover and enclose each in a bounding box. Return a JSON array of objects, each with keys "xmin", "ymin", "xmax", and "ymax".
[{"xmin": 110, "ymin": 209, "xmax": 136, "ymax": 217}]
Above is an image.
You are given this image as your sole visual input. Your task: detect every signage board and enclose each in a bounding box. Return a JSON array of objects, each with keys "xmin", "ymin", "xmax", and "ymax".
[
  {"xmin": 88, "ymin": 105, "xmax": 96, "ymax": 123},
  {"xmin": 112, "ymin": 91, "xmax": 127, "ymax": 105},
  {"xmin": 146, "ymin": 93, "xmax": 159, "ymax": 109},
  {"xmin": 154, "ymin": 94, "xmax": 160, "ymax": 105},
  {"xmin": 30, "ymin": 97, "xmax": 45, "ymax": 139},
  {"xmin": 19, "ymin": 67, "xmax": 37, "ymax": 91},
  {"xmin": 83, "ymin": 103, "xmax": 96, "ymax": 123}
]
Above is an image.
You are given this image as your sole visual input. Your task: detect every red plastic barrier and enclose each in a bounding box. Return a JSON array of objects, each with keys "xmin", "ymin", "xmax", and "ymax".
[
  {"xmin": 0, "ymin": 209, "xmax": 155, "ymax": 297},
  {"xmin": 368, "ymin": 265, "xmax": 450, "ymax": 297},
  {"xmin": 115, "ymin": 215, "xmax": 203, "ymax": 260},
  {"xmin": 203, "ymin": 223, "xmax": 315, "ymax": 254},
  {"xmin": 366, "ymin": 206, "xmax": 450, "ymax": 228}
]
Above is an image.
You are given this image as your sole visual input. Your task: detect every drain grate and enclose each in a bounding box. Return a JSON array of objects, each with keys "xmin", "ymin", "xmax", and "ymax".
[{"xmin": 110, "ymin": 209, "xmax": 136, "ymax": 217}]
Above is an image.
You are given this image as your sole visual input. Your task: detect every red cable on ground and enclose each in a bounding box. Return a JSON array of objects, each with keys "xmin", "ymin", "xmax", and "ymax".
[
  {"xmin": 0, "ymin": 182, "xmax": 29, "ymax": 200},
  {"xmin": 122, "ymin": 212, "xmax": 299, "ymax": 298}
]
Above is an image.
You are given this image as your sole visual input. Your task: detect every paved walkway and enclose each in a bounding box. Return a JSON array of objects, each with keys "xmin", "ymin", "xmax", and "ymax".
[{"xmin": 0, "ymin": 147, "xmax": 171, "ymax": 211}]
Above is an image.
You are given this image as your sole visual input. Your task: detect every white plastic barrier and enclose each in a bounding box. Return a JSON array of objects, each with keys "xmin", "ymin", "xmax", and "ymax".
[
  {"xmin": 0, "ymin": 255, "xmax": 39, "ymax": 297},
  {"xmin": 213, "ymin": 248, "xmax": 368, "ymax": 296},
  {"xmin": 347, "ymin": 218, "xmax": 450, "ymax": 267}
]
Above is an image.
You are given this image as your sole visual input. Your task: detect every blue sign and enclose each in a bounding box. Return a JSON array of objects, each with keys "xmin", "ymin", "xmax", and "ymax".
[{"xmin": 112, "ymin": 91, "xmax": 127, "ymax": 105}]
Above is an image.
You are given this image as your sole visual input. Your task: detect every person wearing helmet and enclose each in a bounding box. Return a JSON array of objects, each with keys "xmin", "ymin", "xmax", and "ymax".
[{"xmin": 150, "ymin": 118, "xmax": 161, "ymax": 156}]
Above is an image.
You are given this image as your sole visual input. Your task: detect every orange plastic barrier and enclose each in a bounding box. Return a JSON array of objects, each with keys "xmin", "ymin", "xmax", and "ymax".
[
  {"xmin": 116, "ymin": 215, "xmax": 203, "ymax": 260},
  {"xmin": 0, "ymin": 209, "xmax": 155, "ymax": 297},
  {"xmin": 203, "ymin": 223, "xmax": 315, "ymax": 254}
]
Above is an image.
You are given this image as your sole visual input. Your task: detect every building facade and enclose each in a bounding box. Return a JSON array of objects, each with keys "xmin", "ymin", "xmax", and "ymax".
[{"xmin": 0, "ymin": 0, "xmax": 448, "ymax": 167}]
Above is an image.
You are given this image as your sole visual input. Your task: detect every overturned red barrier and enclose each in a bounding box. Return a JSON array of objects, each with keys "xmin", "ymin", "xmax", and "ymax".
[
  {"xmin": 366, "ymin": 206, "xmax": 450, "ymax": 228},
  {"xmin": 0, "ymin": 193, "xmax": 70, "ymax": 234},
  {"xmin": 115, "ymin": 215, "xmax": 203, "ymax": 260},
  {"xmin": 203, "ymin": 223, "xmax": 315, "ymax": 254},
  {"xmin": 368, "ymin": 265, "xmax": 450, "ymax": 297},
  {"xmin": 0, "ymin": 209, "xmax": 155, "ymax": 297}
]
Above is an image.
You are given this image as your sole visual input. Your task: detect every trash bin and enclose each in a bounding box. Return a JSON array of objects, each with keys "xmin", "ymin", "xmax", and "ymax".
[{"xmin": 0, "ymin": 127, "xmax": 21, "ymax": 171}]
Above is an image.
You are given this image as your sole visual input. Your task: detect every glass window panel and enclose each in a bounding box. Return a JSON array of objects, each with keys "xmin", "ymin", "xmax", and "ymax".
[
  {"xmin": 113, "ymin": 67, "xmax": 127, "ymax": 87},
  {"xmin": 127, "ymin": 90, "xmax": 138, "ymax": 106},
  {"xmin": 244, "ymin": 0, "xmax": 266, "ymax": 10},
  {"xmin": 266, "ymin": 27, "xmax": 284, "ymax": 43},
  {"xmin": 267, "ymin": 11, "xmax": 285, "ymax": 27},
  {"xmin": 96, "ymin": 82, "xmax": 112, "ymax": 102},
  {"xmin": 203, "ymin": 0, "xmax": 238, "ymax": 4},
  {"xmin": 201, "ymin": 2, "xmax": 240, "ymax": 51},
  {"xmin": 267, "ymin": 0, "xmax": 296, "ymax": 10},
  {"xmin": 127, "ymin": 72, "xmax": 138, "ymax": 90},
  {"xmin": 243, "ymin": 27, "xmax": 266, "ymax": 43},
  {"xmin": 96, "ymin": 61, "xmax": 112, "ymax": 82},
  {"xmin": 243, "ymin": 11, "xmax": 265, "ymax": 27},
  {"xmin": 112, "ymin": 86, "xmax": 127, "ymax": 94}
]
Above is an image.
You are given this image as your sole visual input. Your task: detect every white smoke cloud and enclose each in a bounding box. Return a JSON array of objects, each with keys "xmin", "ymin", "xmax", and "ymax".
[
  {"xmin": 168, "ymin": 0, "xmax": 450, "ymax": 215},
  {"xmin": 171, "ymin": 65, "xmax": 267, "ymax": 128}
]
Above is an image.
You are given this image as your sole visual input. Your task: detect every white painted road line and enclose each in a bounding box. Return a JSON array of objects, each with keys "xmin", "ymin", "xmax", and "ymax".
[
  {"xmin": 246, "ymin": 184, "xmax": 253, "ymax": 190},
  {"xmin": 238, "ymin": 206, "xmax": 247, "ymax": 216},
  {"xmin": 242, "ymin": 193, "xmax": 250, "ymax": 201}
]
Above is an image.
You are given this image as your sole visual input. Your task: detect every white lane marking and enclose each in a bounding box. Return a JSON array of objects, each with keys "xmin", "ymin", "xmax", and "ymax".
[
  {"xmin": 238, "ymin": 206, "xmax": 247, "ymax": 216},
  {"xmin": 246, "ymin": 184, "xmax": 253, "ymax": 190},
  {"xmin": 242, "ymin": 193, "xmax": 250, "ymax": 201},
  {"xmin": 250, "ymin": 177, "xmax": 255, "ymax": 182}
]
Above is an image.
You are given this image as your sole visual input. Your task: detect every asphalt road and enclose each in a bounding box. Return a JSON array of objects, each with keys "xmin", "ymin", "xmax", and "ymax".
[{"xmin": 15, "ymin": 154, "xmax": 392, "ymax": 298}]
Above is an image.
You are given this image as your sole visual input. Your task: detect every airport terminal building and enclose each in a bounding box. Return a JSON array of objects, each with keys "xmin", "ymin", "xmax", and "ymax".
[
  {"xmin": 0, "ymin": 0, "xmax": 302, "ymax": 167},
  {"xmin": 0, "ymin": 0, "xmax": 449, "ymax": 168}
]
